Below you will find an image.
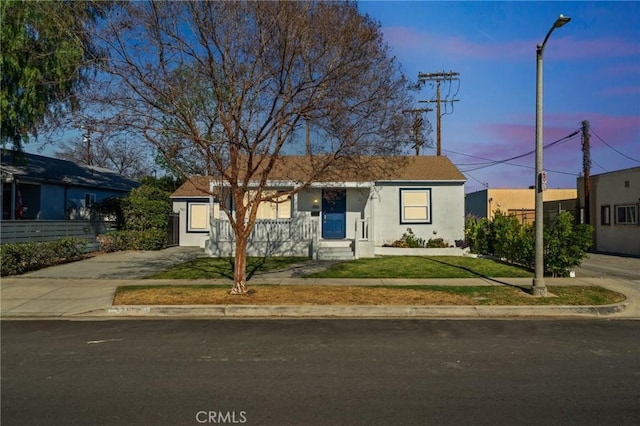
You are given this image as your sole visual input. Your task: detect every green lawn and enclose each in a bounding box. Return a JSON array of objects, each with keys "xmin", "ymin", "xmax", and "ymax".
[
  {"xmin": 146, "ymin": 256, "xmax": 310, "ymax": 280},
  {"xmin": 306, "ymin": 256, "xmax": 533, "ymax": 279},
  {"xmin": 148, "ymin": 255, "xmax": 532, "ymax": 280}
]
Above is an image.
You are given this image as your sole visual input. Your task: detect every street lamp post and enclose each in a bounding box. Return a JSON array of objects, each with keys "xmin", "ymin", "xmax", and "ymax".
[{"xmin": 532, "ymin": 14, "xmax": 571, "ymax": 296}]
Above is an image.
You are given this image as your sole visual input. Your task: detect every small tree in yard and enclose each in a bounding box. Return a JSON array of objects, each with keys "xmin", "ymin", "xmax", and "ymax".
[
  {"xmin": 94, "ymin": 185, "xmax": 172, "ymax": 251},
  {"xmin": 122, "ymin": 185, "xmax": 172, "ymax": 232},
  {"xmin": 87, "ymin": 1, "xmax": 415, "ymax": 294},
  {"xmin": 544, "ymin": 212, "xmax": 593, "ymax": 277}
]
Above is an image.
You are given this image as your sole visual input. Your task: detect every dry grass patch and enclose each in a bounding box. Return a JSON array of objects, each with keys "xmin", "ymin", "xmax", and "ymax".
[
  {"xmin": 114, "ymin": 285, "xmax": 626, "ymax": 306},
  {"xmin": 115, "ymin": 285, "xmax": 475, "ymax": 305}
]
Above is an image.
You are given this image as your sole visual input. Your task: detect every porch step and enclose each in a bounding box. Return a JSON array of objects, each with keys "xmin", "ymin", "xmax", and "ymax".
[{"xmin": 316, "ymin": 246, "xmax": 354, "ymax": 261}]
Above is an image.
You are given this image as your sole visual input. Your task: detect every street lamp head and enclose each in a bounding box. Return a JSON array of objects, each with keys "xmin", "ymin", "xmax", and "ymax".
[{"xmin": 554, "ymin": 14, "xmax": 571, "ymax": 28}]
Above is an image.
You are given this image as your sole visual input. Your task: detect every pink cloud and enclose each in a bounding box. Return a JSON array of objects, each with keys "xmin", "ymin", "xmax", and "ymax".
[
  {"xmin": 383, "ymin": 27, "xmax": 640, "ymax": 62},
  {"xmin": 601, "ymin": 62, "xmax": 640, "ymax": 77},
  {"xmin": 384, "ymin": 27, "xmax": 530, "ymax": 61},
  {"xmin": 453, "ymin": 112, "xmax": 639, "ymax": 184},
  {"xmin": 551, "ymin": 37, "xmax": 640, "ymax": 61},
  {"xmin": 600, "ymin": 85, "xmax": 640, "ymax": 96}
]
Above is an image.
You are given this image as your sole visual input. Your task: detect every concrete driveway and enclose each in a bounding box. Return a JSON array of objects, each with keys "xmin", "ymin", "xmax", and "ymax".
[
  {"xmin": 17, "ymin": 246, "xmax": 207, "ymax": 280},
  {"xmin": 573, "ymin": 252, "xmax": 640, "ymax": 280}
]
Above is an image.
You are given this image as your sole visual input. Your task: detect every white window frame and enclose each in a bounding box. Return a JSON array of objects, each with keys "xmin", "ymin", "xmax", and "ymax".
[
  {"xmin": 615, "ymin": 204, "xmax": 637, "ymax": 225},
  {"xmin": 245, "ymin": 190, "xmax": 292, "ymax": 220},
  {"xmin": 400, "ymin": 188, "xmax": 432, "ymax": 224},
  {"xmin": 187, "ymin": 202, "xmax": 210, "ymax": 233}
]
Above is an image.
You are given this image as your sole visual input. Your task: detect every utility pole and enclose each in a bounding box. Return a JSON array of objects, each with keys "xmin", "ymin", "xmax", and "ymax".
[
  {"xmin": 81, "ymin": 126, "xmax": 92, "ymax": 166},
  {"xmin": 418, "ymin": 71, "xmax": 460, "ymax": 156},
  {"xmin": 402, "ymin": 107, "xmax": 433, "ymax": 156},
  {"xmin": 581, "ymin": 120, "xmax": 591, "ymax": 224}
]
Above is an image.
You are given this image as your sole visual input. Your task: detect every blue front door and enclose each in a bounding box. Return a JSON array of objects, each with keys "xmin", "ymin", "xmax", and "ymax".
[{"xmin": 322, "ymin": 189, "xmax": 346, "ymax": 239}]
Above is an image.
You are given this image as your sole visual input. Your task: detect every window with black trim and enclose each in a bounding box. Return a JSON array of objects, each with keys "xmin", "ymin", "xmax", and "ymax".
[
  {"xmin": 601, "ymin": 205, "xmax": 610, "ymax": 226},
  {"xmin": 85, "ymin": 193, "xmax": 96, "ymax": 207},
  {"xmin": 188, "ymin": 202, "xmax": 210, "ymax": 232},
  {"xmin": 615, "ymin": 204, "xmax": 637, "ymax": 225},
  {"xmin": 400, "ymin": 188, "xmax": 431, "ymax": 224}
]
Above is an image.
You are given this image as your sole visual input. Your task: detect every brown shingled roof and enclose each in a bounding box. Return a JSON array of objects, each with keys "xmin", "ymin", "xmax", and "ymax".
[
  {"xmin": 171, "ymin": 176, "xmax": 212, "ymax": 198},
  {"xmin": 171, "ymin": 156, "xmax": 465, "ymax": 197}
]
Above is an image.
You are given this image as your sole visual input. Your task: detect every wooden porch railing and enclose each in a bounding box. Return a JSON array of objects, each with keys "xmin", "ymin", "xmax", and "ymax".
[{"xmin": 211, "ymin": 217, "xmax": 318, "ymax": 242}]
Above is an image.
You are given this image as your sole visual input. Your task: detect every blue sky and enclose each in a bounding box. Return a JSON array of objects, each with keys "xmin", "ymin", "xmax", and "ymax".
[
  {"xmin": 358, "ymin": 0, "xmax": 640, "ymax": 193},
  {"xmin": 26, "ymin": 1, "xmax": 639, "ymax": 193}
]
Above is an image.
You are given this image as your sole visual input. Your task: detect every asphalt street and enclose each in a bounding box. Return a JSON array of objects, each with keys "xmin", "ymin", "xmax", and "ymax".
[{"xmin": 2, "ymin": 319, "xmax": 639, "ymax": 426}]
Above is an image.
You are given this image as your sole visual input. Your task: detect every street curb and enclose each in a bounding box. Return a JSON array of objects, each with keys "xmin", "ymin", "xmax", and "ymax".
[{"xmin": 69, "ymin": 301, "xmax": 632, "ymax": 319}]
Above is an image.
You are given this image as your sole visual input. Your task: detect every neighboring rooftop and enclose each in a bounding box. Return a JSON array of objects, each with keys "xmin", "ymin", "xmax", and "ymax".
[{"xmin": 1, "ymin": 150, "xmax": 139, "ymax": 192}]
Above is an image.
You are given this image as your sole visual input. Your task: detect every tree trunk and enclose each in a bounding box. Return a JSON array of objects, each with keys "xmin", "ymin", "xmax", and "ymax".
[{"xmin": 230, "ymin": 234, "xmax": 249, "ymax": 295}]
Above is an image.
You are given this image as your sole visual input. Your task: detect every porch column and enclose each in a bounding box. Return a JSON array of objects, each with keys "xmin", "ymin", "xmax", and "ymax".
[
  {"xmin": 292, "ymin": 192, "xmax": 298, "ymax": 217},
  {"xmin": 368, "ymin": 185, "xmax": 375, "ymax": 245},
  {"xmin": 10, "ymin": 181, "xmax": 16, "ymax": 220}
]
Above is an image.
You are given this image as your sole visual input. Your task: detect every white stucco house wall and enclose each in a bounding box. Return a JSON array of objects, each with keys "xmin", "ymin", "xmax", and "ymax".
[{"xmin": 170, "ymin": 156, "xmax": 466, "ymax": 259}]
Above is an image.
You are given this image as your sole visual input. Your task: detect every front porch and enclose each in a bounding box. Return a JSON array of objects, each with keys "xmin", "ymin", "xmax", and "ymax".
[{"xmin": 205, "ymin": 217, "xmax": 373, "ymax": 260}]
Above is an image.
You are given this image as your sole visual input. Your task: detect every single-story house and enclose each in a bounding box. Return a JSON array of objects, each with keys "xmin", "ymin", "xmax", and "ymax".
[
  {"xmin": 171, "ymin": 155, "xmax": 466, "ymax": 259},
  {"xmin": 465, "ymin": 188, "xmax": 578, "ymax": 224},
  {"xmin": 1, "ymin": 150, "xmax": 139, "ymax": 220},
  {"xmin": 578, "ymin": 167, "xmax": 640, "ymax": 256}
]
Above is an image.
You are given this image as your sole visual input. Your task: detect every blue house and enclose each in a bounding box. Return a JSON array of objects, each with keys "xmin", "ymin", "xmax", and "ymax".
[{"xmin": 1, "ymin": 150, "xmax": 139, "ymax": 220}]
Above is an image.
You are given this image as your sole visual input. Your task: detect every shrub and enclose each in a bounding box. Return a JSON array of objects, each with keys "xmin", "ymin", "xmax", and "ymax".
[
  {"xmin": 384, "ymin": 229, "xmax": 451, "ymax": 249},
  {"xmin": 465, "ymin": 211, "xmax": 592, "ymax": 276},
  {"xmin": 98, "ymin": 229, "xmax": 167, "ymax": 252},
  {"xmin": 94, "ymin": 184, "xmax": 172, "ymax": 253},
  {"xmin": 544, "ymin": 212, "xmax": 593, "ymax": 277},
  {"xmin": 97, "ymin": 234, "xmax": 117, "ymax": 252},
  {"xmin": 92, "ymin": 197, "xmax": 126, "ymax": 229},
  {"xmin": 122, "ymin": 185, "xmax": 172, "ymax": 231},
  {"xmin": 426, "ymin": 237, "xmax": 449, "ymax": 248},
  {"xmin": 465, "ymin": 215, "xmax": 490, "ymax": 254},
  {"xmin": 0, "ymin": 238, "xmax": 86, "ymax": 276},
  {"xmin": 384, "ymin": 228, "xmax": 426, "ymax": 248}
]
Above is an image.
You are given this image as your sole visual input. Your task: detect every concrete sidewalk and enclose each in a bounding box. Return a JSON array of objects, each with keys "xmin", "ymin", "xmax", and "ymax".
[
  {"xmin": 2, "ymin": 275, "xmax": 639, "ymax": 319},
  {"xmin": 2, "ymin": 247, "xmax": 639, "ymax": 319}
]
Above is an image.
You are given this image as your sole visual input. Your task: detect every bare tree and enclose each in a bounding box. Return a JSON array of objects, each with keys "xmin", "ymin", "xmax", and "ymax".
[
  {"xmin": 55, "ymin": 128, "xmax": 152, "ymax": 179},
  {"xmin": 89, "ymin": 1, "xmax": 414, "ymax": 294}
]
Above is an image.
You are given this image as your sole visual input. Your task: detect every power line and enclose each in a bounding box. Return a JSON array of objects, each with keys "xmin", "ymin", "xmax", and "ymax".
[
  {"xmin": 458, "ymin": 130, "xmax": 580, "ymax": 172},
  {"xmin": 590, "ymin": 127, "xmax": 640, "ymax": 163},
  {"xmin": 450, "ymin": 148, "xmax": 579, "ymax": 177},
  {"xmin": 591, "ymin": 158, "xmax": 609, "ymax": 173},
  {"xmin": 464, "ymin": 171, "xmax": 489, "ymax": 188}
]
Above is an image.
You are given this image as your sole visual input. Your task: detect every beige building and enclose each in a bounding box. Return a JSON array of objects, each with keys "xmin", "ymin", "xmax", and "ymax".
[
  {"xmin": 578, "ymin": 167, "xmax": 640, "ymax": 256},
  {"xmin": 465, "ymin": 188, "xmax": 577, "ymax": 224}
]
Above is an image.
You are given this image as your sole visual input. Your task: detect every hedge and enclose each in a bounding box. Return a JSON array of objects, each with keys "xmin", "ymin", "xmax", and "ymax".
[
  {"xmin": 465, "ymin": 211, "xmax": 592, "ymax": 277},
  {"xmin": 97, "ymin": 229, "xmax": 167, "ymax": 252},
  {"xmin": 0, "ymin": 238, "xmax": 87, "ymax": 276}
]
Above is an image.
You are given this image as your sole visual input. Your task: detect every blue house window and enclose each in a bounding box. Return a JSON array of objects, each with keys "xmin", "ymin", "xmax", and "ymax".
[
  {"xmin": 400, "ymin": 188, "xmax": 431, "ymax": 224},
  {"xmin": 85, "ymin": 193, "xmax": 96, "ymax": 207}
]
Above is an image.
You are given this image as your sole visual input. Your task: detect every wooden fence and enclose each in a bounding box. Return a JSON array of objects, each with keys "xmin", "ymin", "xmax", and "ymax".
[{"xmin": 0, "ymin": 220, "xmax": 116, "ymax": 252}]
